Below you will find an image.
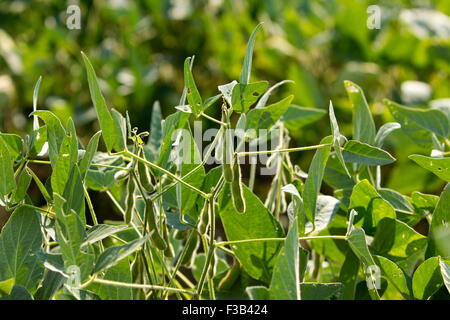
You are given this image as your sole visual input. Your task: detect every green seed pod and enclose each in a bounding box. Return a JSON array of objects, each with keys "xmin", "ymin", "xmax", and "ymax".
[
  {"xmin": 231, "ymin": 163, "xmax": 245, "ymax": 213},
  {"xmin": 222, "ymin": 109, "xmax": 234, "ymax": 183},
  {"xmin": 137, "ymin": 154, "xmax": 155, "ymax": 193},
  {"xmin": 114, "ymin": 169, "xmax": 129, "ymax": 181},
  {"xmin": 218, "ymin": 260, "xmax": 241, "ymax": 292},
  {"xmin": 162, "ymin": 220, "xmax": 175, "ymax": 258},
  {"xmin": 145, "ymin": 202, "xmax": 167, "ymax": 251},
  {"xmin": 131, "ymin": 254, "xmax": 146, "ymax": 300},
  {"xmin": 197, "ymin": 200, "xmax": 209, "ymax": 235},
  {"xmin": 180, "ymin": 231, "xmax": 199, "ymax": 267},
  {"xmin": 124, "ymin": 177, "xmax": 136, "ymax": 224},
  {"xmin": 174, "ymin": 229, "xmax": 189, "ymax": 240},
  {"xmin": 207, "ymin": 251, "xmax": 216, "ymax": 280}
]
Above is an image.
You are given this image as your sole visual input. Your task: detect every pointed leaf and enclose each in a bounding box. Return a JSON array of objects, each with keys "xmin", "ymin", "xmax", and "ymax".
[{"xmin": 342, "ymin": 140, "xmax": 396, "ymax": 166}]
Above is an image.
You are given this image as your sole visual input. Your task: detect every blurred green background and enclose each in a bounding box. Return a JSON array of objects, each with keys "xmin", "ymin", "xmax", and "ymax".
[{"xmin": 0, "ymin": 0, "xmax": 449, "ymax": 198}]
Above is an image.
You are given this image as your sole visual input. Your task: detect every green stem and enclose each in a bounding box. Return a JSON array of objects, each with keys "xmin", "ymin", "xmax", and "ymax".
[
  {"xmin": 125, "ymin": 150, "xmax": 209, "ymax": 199},
  {"xmin": 149, "ymin": 126, "xmax": 225, "ymax": 201},
  {"xmin": 237, "ymin": 143, "xmax": 331, "ymax": 156},
  {"xmin": 27, "ymin": 159, "xmax": 131, "ymax": 171},
  {"xmin": 249, "ymin": 162, "xmax": 256, "ymax": 191},
  {"xmin": 215, "ymin": 235, "xmax": 347, "ymax": 247},
  {"xmin": 196, "ymin": 198, "xmax": 216, "ymax": 297},
  {"xmin": 200, "ymin": 112, "xmax": 228, "ymax": 127},
  {"xmin": 92, "ymin": 278, "xmax": 194, "ymax": 294}
]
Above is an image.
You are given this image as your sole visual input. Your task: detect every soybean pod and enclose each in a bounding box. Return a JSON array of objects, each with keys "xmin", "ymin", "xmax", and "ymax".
[
  {"xmin": 124, "ymin": 175, "xmax": 136, "ymax": 224},
  {"xmin": 217, "ymin": 260, "xmax": 241, "ymax": 292},
  {"xmin": 137, "ymin": 149, "xmax": 155, "ymax": 193},
  {"xmin": 180, "ymin": 230, "xmax": 199, "ymax": 267},
  {"xmin": 174, "ymin": 229, "xmax": 189, "ymax": 240},
  {"xmin": 162, "ymin": 218, "xmax": 175, "ymax": 258},
  {"xmin": 231, "ymin": 162, "xmax": 245, "ymax": 213},
  {"xmin": 145, "ymin": 202, "xmax": 167, "ymax": 250},
  {"xmin": 197, "ymin": 199, "xmax": 210, "ymax": 235},
  {"xmin": 222, "ymin": 107, "xmax": 234, "ymax": 183},
  {"xmin": 207, "ymin": 250, "xmax": 216, "ymax": 280}
]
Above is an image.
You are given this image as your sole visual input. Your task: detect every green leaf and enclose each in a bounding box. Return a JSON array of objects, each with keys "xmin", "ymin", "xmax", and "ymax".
[
  {"xmin": 439, "ymin": 258, "xmax": 450, "ymax": 295},
  {"xmin": 411, "ymin": 191, "xmax": 439, "ymax": 216},
  {"xmin": 269, "ymin": 218, "xmax": 300, "ymax": 300},
  {"xmin": 373, "ymin": 255, "xmax": 410, "ymax": 299},
  {"xmin": 0, "ymin": 205, "xmax": 43, "ymax": 292},
  {"xmin": 51, "ymin": 132, "xmax": 78, "ymax": 195},
  {"xmin": 26, "ymin": 125, "xmax": 48, "ymax": 157},
  {"xmin": 408, "ymin": 155, "xmax": 450, "ymax": 181},
  {"xmin": 89, "ymin": 259, "xmax": 133, "ymax": 300},
  {"xmin": 0, "ymin": 133, "xmax": 23, "ymax": 162},
  {"xmin": 53, "ymin": 193, "xmax": 93, "ymax": 282},
  {"xmin": 339, "ymin": 250, "xmax": 360, "ymax": 300},
  {"xmin": 12, "ymin": 168, "xmax": 32, "ymax": 203},
  {"xmin": 305, "ymin": 195, "xmax": 340, "ymax": 234},
  {"xmin": 30, "ymin": 110, "xmax": 66, "ymax": 167},
  {"xmin": 34, "ymin": 269, "xmax": 65, "ymax": 300},
  {"xmin": 0, "ymin": 285, "xmax": 33, "ymax": 300},
  {"xmin": 374, "ymin": 122, "xmax": 401, "ymax": 148},
  {"xmin": 246, "ymin": 286, "xmax": 270, "ymax": 300},
  {"xmin": 218, "ymin": 80, "xmax": 237, "ymax": 107},
  {"xmin": 144, "ymin": 101, "xmax": 163, "ymax": 162},
  {"xmin": 156, "ymin": 111, "xmax": 190, "ymax": 172},
  {"xmin": 412, "ymin": 257, "xmax": 443, "ymax": 300},
  {"xmin": 349, "ymin": 180, "xmax": 396, "ymax": 235},
  {"xmin": 346, "ymin": 227, "xmax": 380, "ymax": 299},
  {"xmin": 240, "ymin": 23, "xmax": 263, "ymax": 85},
  {"xmin": 218, "ymin": 183, "xmax": 284, "ymax": 283},
  {"xmin": 255, "ymin": 80, "xmax": 294, "ymax": 109},
  {"xmin": 342, "ymin": 140, "xmax": 396, "ymax": 166},
  {"xmin": 79, "ymin": 131, "xmax": 101, "ymax": 180},
  {"xmin": 428, "ymin": 183, "xmax": 450, "ymax": 257},
  {"xmin": 94, "ymin": 234, "xmax": 150, "ymax": 273},
  {"xmin": 85, "ymin": 152, "xmax": 124, "ymax": 191},
  {"xmin": 344, "ymin": 81, "xmax": 376, "ymax": 145},
  {"xmin": 246, "ymin": 95, "xmax": 294, "ymax": 136},
  {"xmin": 300, "ymin": 283, "xmax": 344, "ymax": 300},
  {"xmin": 347, "ymin": 227, "xmax": 376, "ymax": 267},
  {"xmin": 385, "ymin": 99, "xmax": 449, "ymax": 139},
  {"xmin": 0, "ymin": 278, "xmax": 14, "ymax": 297},
  {"xmin": 0, "ymin": 136, "xmax": 16, "ymax": 201},
  {"xmin": 281, "ymin": 184, "xmax": 304, "ymax": 235},
  {"xmin": 371, "ymin": 218, "xmax": 428, "ymax": 275},
  {"xmin": 329, "ymin": 101, "xmax": 350, "ymax": 177},
  {"xmin": 110, "ymin": 108, "xmax": 127, "ymax": 152},
  {"xmin": 84, "ymin": 224, "xmax": 128, "ymax": 246},
  {"xmin": 231, "ymin": 81, "xmax": 268, "ymax": 113},
  {"xmin": 281, "ymin": 105, "xmax": 326, "ymax": 131},
  {"xmin": 81, "ymin": 52, "xmax": 124, "ymax": 152},
  {"xmin": 26, "ymin": 167, "xmax": 52, "ymax": 203},
  {"xmin": 183, "ymin": 57, "xmax": 202, "ymax": 117},
  {"xmin": 302, "ymin": 136, "xmax": 332, "ymax": 224},
  {"xmin": 32, "ymin": 76, "xmax": 42, "ymax": 131}
]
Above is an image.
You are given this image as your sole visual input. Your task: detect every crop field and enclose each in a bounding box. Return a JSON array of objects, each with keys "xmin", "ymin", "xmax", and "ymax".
[{"xmin": 0, "ymin": 1, "xmax": 449, "ymax": 302}]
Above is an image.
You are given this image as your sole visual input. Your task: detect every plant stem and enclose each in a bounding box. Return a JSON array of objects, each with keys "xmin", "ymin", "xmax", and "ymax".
[
  {"xmin": 215, "ymin": 235, "xmax": 347, "ymax": 247},
  {"xmin": 125, "ymin": 150, "xmax": 210, "ymax": 199},
  {"xmin": 249, "ymin": 162, "xmax": 256, "ymax": 191},
  {"xmin": 196, "ymin": 198, "xmax": 216, "ymax": 297},
  {"xmin": 27, "ymin": 159, "xmax": 130, "ymax": 171},
  {"xmin": 92, "ymin": 278, "xmax": 194, "ymax": 294},
  {"xmin": 237, "ymin": 143, "xmax": 331, "ymax": 156},
  {"xmin": 200, "ymin": 112, "xmax": 228, "ymax": 127},
  {"xmin": 149, "ymin": 126, "xmax": 225, "ymax": 201},
  {"xmin": 23, "ymin": 204, "xmax": 55, "ymax": 218}
]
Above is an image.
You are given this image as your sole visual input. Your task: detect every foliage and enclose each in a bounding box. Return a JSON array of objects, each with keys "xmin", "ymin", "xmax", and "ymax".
[{"xmin": 0, "ymin": 19, "xmax": 449, "ymax": 300}]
